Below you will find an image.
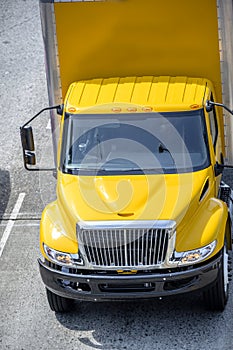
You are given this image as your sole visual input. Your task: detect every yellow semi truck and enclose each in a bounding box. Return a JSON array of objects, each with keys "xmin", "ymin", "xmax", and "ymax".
[{"xmin": 21, "ymin": 0, "xmax": 233, "ymax": 312}]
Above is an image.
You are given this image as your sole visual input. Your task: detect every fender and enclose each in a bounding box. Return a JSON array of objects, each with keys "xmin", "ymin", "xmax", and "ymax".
[
  {"xmin": 176, "ymin": 197, "xmax": 229, "ymax": 257},
  {"xmin": 40, "ymin": 201, "xmax": 78, "ymax": 258}
]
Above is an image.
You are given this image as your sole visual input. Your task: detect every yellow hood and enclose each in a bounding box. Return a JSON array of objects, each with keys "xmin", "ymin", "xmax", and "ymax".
[{"xmin": 57, "ymin": 167, "xmax": 214, "ymax": 227}]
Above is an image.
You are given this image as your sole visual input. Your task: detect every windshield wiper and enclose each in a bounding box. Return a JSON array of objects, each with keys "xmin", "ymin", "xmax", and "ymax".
[
  {"xmin": 158, "ymin": 143, "xmax": 176, "ymax": 166},
  {"xmin": 158, "ymin": 143, "xmax": 171, "ymax": 154}
]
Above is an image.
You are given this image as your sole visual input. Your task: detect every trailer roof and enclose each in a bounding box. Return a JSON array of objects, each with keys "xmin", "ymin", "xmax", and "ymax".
[
  {"xmin": 65, "ymin": 76, "xmax": 211, "ymax": 112},
  {"xmin": 51, "ymin": 0, "xmax": 221, "ymax": 103}
]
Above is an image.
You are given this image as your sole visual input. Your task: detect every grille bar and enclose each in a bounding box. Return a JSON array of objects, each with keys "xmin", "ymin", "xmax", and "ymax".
[{"xmin": 77, "ymin": 223, "xmax": 175, "ymax": 269}]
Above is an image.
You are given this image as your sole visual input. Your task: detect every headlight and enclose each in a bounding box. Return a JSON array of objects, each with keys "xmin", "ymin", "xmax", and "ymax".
[
  {"xmin": 43, "ymin": 244, "xmax": 84, "ymax": 267},
  {"xmin": 171, "ymin": 240, "xmax": 217, "ymax": 266}
]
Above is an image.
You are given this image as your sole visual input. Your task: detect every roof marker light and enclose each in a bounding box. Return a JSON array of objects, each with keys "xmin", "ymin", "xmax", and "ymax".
[
  {"xmin": 68, "ymin": 107, "xmax": 76, "ymax": 113},
  {"xmin": 112, "ymin": 107, "xmax": 122, "ymax": 113},
  {"xmin": 142, "ymin": 106, "xmax": 153, "ymax": 112},
  {"xmin": 190, "ymin": 104, "xmax": 200, "ymax": 109},
  {"xmin": 127, "ymin": 107, "xmax": 137, "ymax": 112}
]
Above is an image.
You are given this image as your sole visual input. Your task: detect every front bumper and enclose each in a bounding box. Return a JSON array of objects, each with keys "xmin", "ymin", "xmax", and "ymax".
[{"xmin": 38, "ymin": 254, "xmax": 222, "ymax": 301}]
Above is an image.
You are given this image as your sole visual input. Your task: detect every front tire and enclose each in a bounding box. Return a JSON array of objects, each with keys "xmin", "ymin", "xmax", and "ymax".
[
  {"xmin": 46, "ymin": 288, "xmax": 74, "ymax": 313},
  {"xmin": 203, "ymin": 244, "xmax": 230, "ymax": 311}
]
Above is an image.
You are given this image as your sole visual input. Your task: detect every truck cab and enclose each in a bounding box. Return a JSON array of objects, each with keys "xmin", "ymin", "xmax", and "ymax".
[{"xmin": 38, "ymin": 76, "xmax": 232, "ymax": 312}]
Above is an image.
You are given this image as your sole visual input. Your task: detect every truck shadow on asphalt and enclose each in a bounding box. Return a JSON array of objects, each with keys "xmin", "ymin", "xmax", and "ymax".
[
  {"xmin": 55, "ymin": 291, "xmax": 231, "ymax": 350},
  {"xmin": 0, "ymin": 169, "xmax": 11, "ymax": 222}
]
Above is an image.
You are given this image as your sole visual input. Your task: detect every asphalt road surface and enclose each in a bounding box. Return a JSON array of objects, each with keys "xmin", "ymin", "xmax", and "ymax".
[{"xmin": 1, "ymin": 1, "xmax": 233, "ymax": 350}]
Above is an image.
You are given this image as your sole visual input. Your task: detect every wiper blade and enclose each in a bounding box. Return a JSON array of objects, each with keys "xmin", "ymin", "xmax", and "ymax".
[
  {"xmin": 100, "ymin": 168, "xmax": 141, "ymax": 173},
  {"xmin": 158, "ymin": 143, "xmax": 171, "ymax": 154}
]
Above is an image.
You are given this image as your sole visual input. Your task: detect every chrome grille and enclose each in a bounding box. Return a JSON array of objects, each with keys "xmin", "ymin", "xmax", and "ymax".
[{"xmin": 77, "ymin": 221, "xmax": 176, "ymax": 269}]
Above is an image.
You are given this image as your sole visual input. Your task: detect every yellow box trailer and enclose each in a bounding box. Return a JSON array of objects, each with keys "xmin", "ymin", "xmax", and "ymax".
[{"xmin": 20, "ymin": 0, "xmax": 233, "ymax": 312}]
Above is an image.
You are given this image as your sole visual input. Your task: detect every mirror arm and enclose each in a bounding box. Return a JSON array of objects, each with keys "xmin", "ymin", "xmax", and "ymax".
[
  {"xmin": 220, "ymin": 164, "xmax": 233, "ymax": 169},
  {"xmin": 206, "ymin": 100, "xmax": 233, "ymax": 116},
  {"xmin": 22, "ymin": 156, "xmax": 55, "ymax": 172},
  {"xmin": 21, "ymin": 105, "xmax": 62, "ymax": 128}
]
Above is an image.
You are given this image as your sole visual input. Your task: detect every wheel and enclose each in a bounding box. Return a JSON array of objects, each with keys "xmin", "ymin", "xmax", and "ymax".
[
  {"xmin": 203, "ymin": 244, "xmax": 230, "ymax": 311},
  {"xmin": 46, "ymin": 288, "xmax": 74, "ymax": 313}
]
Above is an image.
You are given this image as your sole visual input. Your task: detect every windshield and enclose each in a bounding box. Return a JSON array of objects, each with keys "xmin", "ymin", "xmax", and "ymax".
[{"xmin": 60, "ymin": 110, "xmax": 210, "ymax": 175}]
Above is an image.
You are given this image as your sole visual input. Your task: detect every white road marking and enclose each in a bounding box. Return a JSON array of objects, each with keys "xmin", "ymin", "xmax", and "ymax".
[
  {"xmin": 0, "ymin": 223, "xmax": 40, "ymax": 228},
  {"xmin": 46, "ymin": 119, "xmax": 51, "ymax": 130},
  {"xmin": 0, "ymin": 193, "xmax": 26, "ymax": 258}
]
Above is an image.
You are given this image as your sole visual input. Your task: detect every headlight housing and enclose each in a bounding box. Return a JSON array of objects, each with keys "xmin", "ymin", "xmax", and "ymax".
[
  {"xmin": 43, "ymin": 244, "xmax": 84, "ymax": 267},
  {"xmin": 171, "ymin": 240, "xmax": 217, "ymax": 266}
]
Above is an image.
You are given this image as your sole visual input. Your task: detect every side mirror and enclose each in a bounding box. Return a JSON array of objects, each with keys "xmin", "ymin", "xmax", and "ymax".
[
  {"xmin": 20, "ymin": 126, "xmax": 36, "ymax": 166},
  {"xmin": 20, "ymin": 104, "xmax": 60, "ymax": 172},
  {"xmin": 20, "ymin": 126, "xmax": 35, "ymax": 151}
]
